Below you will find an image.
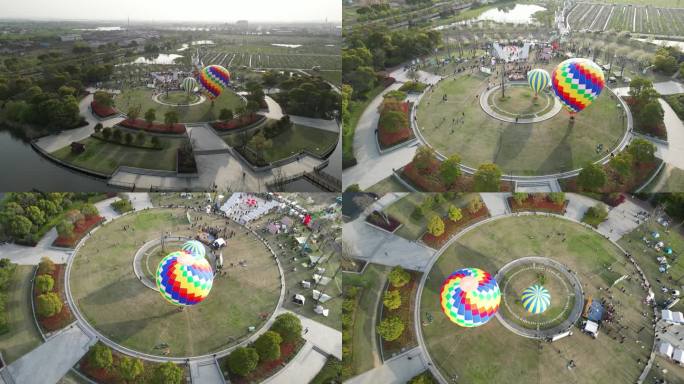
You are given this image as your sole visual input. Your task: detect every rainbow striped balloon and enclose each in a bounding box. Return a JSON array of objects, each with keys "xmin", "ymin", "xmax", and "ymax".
[
  {"xmin": 527, "ymin": 68, "xmax": 550, "ymax": 95},
  {"xmin": 198, "ymin": 65, "xmax": 231, "ymax": 99},
  {"xmin": 521, "ymin": 284, "xmax": 551, "ymax": 314},
  {"xmin": 181, "ymin": 240, "xmax": 206, "ymax": 259},
  {"xmin": 440, "ymin": 268, "xmax": 500, "ymax": 327},
  {"xmin": 551, "ymin": 58, "xmax": 605, "ymax": 113},
  {"xmin": 156, "ymin": 251, "xmax": 213, "ymax": 306}
]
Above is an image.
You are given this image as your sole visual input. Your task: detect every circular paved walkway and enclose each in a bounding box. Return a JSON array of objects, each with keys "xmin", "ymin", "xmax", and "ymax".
[
  {"xmin": 494, "ymin": 256, "xmax": 584, "ymax": 339},
  {"xmin": 480, "ymin": 83, "xmax": 562, "ymax": 124}
]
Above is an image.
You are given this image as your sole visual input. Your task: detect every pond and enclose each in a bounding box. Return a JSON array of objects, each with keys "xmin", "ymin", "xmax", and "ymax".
[
  {"xmin": 271, "ymin": 44, "xmax": 303, "ymax": 48},
  {"xmin": 178, "ymin": 40, "xmax": 216, "ymax": 51},
  {"xmin": 0, "ymin": 130, "xmax": 117, "ymax": 191},
  {"xmin": 129, "ymin": 54, "xmax": 184, "ymax": 65},
  {"xmin": 477, "ymin": 4, "xmax": 546, "ymax": 24},
  {"xmin": 74, "ymin": 26, "xmax": 124, "ymax": 31}
]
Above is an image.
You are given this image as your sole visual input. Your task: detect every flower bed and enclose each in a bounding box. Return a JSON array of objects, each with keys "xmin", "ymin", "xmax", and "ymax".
[
  {"xmin": 560, "ymin": 160, "xmax": 661, "ymax": 193},
  {"xmin": 508, "ymin": 195, "xmax": 567, "ymax": 214},
  {"xmin": 624, "ymin": 96, "xmax": 667, "ymax": 140},
  {"xmin": 90, "ymin": 101, "xmax": 118, "ymax": 118},
  {"xmin": 227, "ymin": 338, "xmax": 306, "ymax": 384},
  {"xmin": 211, "ymin": 114, "xmax": 263, "ymax": 131},
  {"xmin": 380, "ymin": 271, "xmax": 421, "ymax": 358},
  {"xmin": 52, "ymin": 215, "xmax": 104, "ymax": 248},
  {"xmin": 378, "ymin": 101, "xmax": 413, "ymax": 149},
  {"xmin": 421, "ymin": 206, "xmax": 490, "ymax": 249},
  {"xmin": 77, "ymin": 346, "xmax": 180, "ymax": 384},
  {"xmin": 365, "ymin": 211, "xmax": 401, "ymax": 232},
  {"xmin": 402, "ymin": 161, "xmax": 512, "ymax": 192},
  {"xmin": 119, "ymin": 118, "xmax": 186, "ymax": 134},
  {"xmin": 34, "ymin": 264, "xmax": 74, "ymax": 333}
]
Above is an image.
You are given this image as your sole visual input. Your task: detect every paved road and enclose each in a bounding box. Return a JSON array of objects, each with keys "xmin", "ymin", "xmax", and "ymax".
[
  {"xmin": 655, "ymin": 98, "xmax": 684, "ymax": 171},
  {"xmin": 597, "ymin": 196, "xmax": 648, "ymax": 242},
  {"xmin": 94, "ymin": 196, "xmax": 121, "ymax": 221},
  {"xmin": 6, "ymin": 324, "xmax": 95, "ymax": 384},
  {"xmin": 480, "ymin": 193, "xmax": 510, "ymax": 216},
  {"xmin": 343, "ymin": 193, "xmax": 435, "ymax": 271},
  {"xmin": 345, "ymin": 347, "xmax": 427, "ymax": 384},
  {"xmin": 0, "ymin": 228, "xmax": 70, "ymax": 265},
  {"xmin": 613, "ymin": 81, "xmax": 684, "ymax": 97},
  {"xmin": 34, "ymin": 93, "xmax": 124, "ymax": 153},
  {"xmin": 564, "ymin": 193, "xmax": 599, "ymax": 222},
  {"xmin": 190, "ymin": 361, "xmax": 224, "ymax": 384},
  {"xmin": 188, "ymin": 124, "xmax": 231, "ymax": 151},
  {"xmin": 264, "ymin": 342, "xmax": 327, "ymax": 384}
]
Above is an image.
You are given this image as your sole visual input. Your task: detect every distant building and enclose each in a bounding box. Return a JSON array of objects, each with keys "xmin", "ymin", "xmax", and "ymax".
[
  {"xmin": 236, "ymin": 20, "xmax": 248, "ymax": 30},
  {"xmin": 59, "ymin": 34, "xmax": 82, "ymax": 42}
]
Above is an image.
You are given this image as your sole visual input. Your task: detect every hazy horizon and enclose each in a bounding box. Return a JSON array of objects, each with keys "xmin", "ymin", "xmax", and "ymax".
[{"xmin": 0, "ymin": 0, "xmax": 341, "ymax": 23}]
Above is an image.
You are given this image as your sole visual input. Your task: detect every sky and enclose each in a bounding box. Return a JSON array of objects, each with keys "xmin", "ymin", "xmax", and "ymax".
[{"xmin": 0, "ymin": 0, "xmax": 341, "ymax": 23}]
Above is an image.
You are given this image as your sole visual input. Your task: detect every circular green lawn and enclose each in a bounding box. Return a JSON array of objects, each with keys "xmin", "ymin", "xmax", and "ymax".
[
  {"xmin": 69, "ymin": 208, "xmax": 281, "ymax": 357},
  {"xmin": 420, "ymin": 215, "xmax": 652, "ymax": 384},
  {"xmin": 487, "ymin": 85, "xmax": 556, "ymax": 119},
  {"xmin": 417, "ymin": 66, "xmax": 627, "ymax": 175},
  {"xmin": 116, "ymin": 87, "xmax": 245, "ymax": 124},
  {"xmin": 159, "ymin": 91, "xmax": 201, "ymax": 106}
]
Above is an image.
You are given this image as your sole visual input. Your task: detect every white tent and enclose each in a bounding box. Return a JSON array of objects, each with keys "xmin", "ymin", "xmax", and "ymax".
[
  {"xmin": 584, "ymin": 321, "xmax": 599, "ymax": 337},
  {"xmin": 295, "ymin": 236, "xmax": 308, "ymax": 245},
  {"xmin": 660, "ymin": 342, "xmax": 674, "ymax": 358},
  {"xmin": 313, "ymin": 290, "xmax": 332, "ymax": 303},
  {"xmin": 212, "ymin": 238, "xmax": 226, "ymax": 248},
  {"xmin": 663, "ymin": 309, "xmax": 675, "ymax": 323},
  {"xmin": 313, "ymin": 274, "xmax": 331, "ymax": 286},
  {"xmin": 674, "ymin": 312, "xmax": 684, "ymax": 324},
  {"xmin": 674, "ymin": 349, "xmax": 684, "ymax": 365},
  {"xmin": 293, "ymin": 294, "xmax": 305, "ymax": 305}
]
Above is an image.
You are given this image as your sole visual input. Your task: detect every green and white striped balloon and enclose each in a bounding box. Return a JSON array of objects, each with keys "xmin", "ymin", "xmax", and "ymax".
[
  {"xmin": 527, "ymin": 68, "xmax": 550, "ymax": 95},
  {"xmin": 181, "ymin": 77, "xmax": 198, "ymax": 95}
]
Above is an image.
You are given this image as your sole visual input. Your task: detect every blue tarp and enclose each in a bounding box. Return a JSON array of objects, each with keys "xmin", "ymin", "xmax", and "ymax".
[{"xmin": 587, "ymin": 300, "xmax": 604, "ymax": 323}]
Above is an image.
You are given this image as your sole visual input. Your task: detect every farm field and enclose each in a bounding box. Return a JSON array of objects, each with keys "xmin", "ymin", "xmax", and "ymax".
[{"xmin": 568, "ymin": 2, "xmax": 684, "ymax": 36}]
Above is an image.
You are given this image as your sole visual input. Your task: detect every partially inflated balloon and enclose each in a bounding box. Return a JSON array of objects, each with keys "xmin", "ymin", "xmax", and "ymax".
[
  {"xmin": 551, "ymin": 58, "xmax": 605, "ymax": 113},
  {"xmin": 198, "ymin": 65, "xmax": 231, "ymax": 99},
  {"xmin": 181, "ymin": 77, "xmax": 197, "ymax": 95},
  {"xmin": 527, "ymin": 68, "xmax": 550, "ymax": 95},
  {"xmin": 181, "ymin": 240, "xmax": 206, "ymax": 259},
  {"xmin": 156, "ymin": 251, "xmax": 213, "ymax": 306},
  {"xmin": 440, "ymin": 268, "xmax": 500, "ymax": 327}
]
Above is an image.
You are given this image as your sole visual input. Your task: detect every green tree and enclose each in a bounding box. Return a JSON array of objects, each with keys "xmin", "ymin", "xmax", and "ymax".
[
  {"xmin": 513, "ymin": 192, "xmax": 528, "ymax": 205},
  {"xmin": 246, "ymin": 100, "xmax": 261, "ymax": 115},
  {"xmin": 219, "ymin": 108, "xmax": 234, "ymax": 121},
  {"xmin": 226, "ymin": 347, "xmax": 259, "ymax": 376},
  {"xmin": 37, "ymin": 257, "xmax": 55, "ymax": 275},
  {"xmin": 254, "ymin": 330, "xmax": 282, "ymax": 362},
  {"xmin": 388, "ymin": 266, "xmax": 411, "ymax": 288},
  {"xmin": 250, "ymin": 131, "xmax": 273, "ymax": 162},
  {"xmin": 9, "ymin": 215, "xmax": 32, "ymax": 238},
  {"xmin": 144, "ymin": 108, "xmax": 156, "ymax": 125},
  {"xmin": 36, "ymin": 292, "xmax": 63, "ymax": 318},
  {"xmin": 124, "ymin": 132, "xmax": 133, "ymax": 145},
  {"xmin": 112, "ymin": 128, "xmax": 123, "ymax": 142},
  {"xmin": 609, "ymin": 152, "xmax": 634, "ymax": 180},
  {"xmin": 35, "ymin": 274, "xmax": 54, "ymax": 293},
  {"xmin": 377, "ymin": 316, "xmax": 404, "ymax": 341},
  {"xmin": 151, "ymin": 362, "xmax": 182, "ymax": 384},
  {"xmin": 548, "ymin": 192, "xmax": 566, "ymax": 205},
  {"xmin": 411, "ymin": 206, "xmax": 424, "ymax": 220},
  {"xmin": 427, "ymin": 215, "xmax": 445, "ymax": 237},
  {"xmin": 118, "ymin": 356, "xmax": 144, "ymax": 383},
  {"xmin": 448, "ymin": 205, "xmax": 463, "ymax": 222},
  {"xmin": 88, "ymin": 342, "xmax": 113, "ymax": 370},
  {"xmin": 628, "ymin": 138, "xmax": 656, "ymax": 164},
  {"xmin": 467, "ymin": 197, "xmax": 484, "ymax": 214},
  {"xmin": 164, "ymin": 110, "xmax": 179, "ymax": 126},
  {"xmin": 408, "ymin": 372, "xmax": 437, "ymax": 384},
  {"xmin": 151, "ymin": 136, "xmax": 161, "ymax": 148},
  {"xmin": 412, "ymin": 146, "xmax": 436, "ymax": 172},
  {"xmin": 81, "ymin": 204, "xmax": 98, "ymax": 218},
  {"xmin": 271, "ymin": 313, "xmax": 302, "ymax": 343},
  {"xmin": 127, "ymin": 105, "xmax": 141, "ymax": 120},
  {"xmin": 135, "ymin": 131, "xmax": 146, "ymax": 146},
  {"xmin": 94, "ymin": 91, "xmax": 114, "ymax": 107},
  {"xmin": 56, "ymin": 220, "xmax": 74, "ymax": 238},
  {"xmin": 474, "ymin": 163, "xmax": 502, "ymax": 192},
  {"xmin": 102, "ymin": 127, "xmax": 112, "ymax": 140},
  {"xmin": 25, "ymin": 206, "xmax": 45, "ymax": 226},
  {"xmin": 578, "ymin": 163, "xmax": 606, "ymax": 192},
  {"xmin": 94, "ymin": 123, "xmax": 103, "ymax": 133},
  {"xmin": 383, "ymin": 289, "xmax": 402, "ymax": 310},
  {"xmin": 439, "ymin": 154, "xmax": 462, "ymax": 187},
  {"xmin": 379, "ymin": 110, "xmax": 407, "ymax": 133}
]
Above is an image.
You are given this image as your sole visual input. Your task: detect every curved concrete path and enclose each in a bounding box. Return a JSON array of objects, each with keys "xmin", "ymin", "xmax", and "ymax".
[{"xmin": 480, "ymin": 84, "xmax": 562, "ymax": 124}]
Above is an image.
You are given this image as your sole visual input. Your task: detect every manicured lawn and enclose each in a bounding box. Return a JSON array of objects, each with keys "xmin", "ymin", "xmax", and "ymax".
[
  {"xmin": 364, "ymin": 176, "xmax": 409, "ymax": 194},
  {"xmin": 618, "ymin": 221, "xmax": 684, "ymax": 312},
  {"xmin": 51, "ymin": 137, "xmax": 187, "ymax": 175},
  {"xmin": 0, "ymin": 266, "xmax": 42, "ymax": 364},
  {"xmin": 383, "ymin": 193, "xmax": 477, "ymax": 241},
  {"xmin": 226, "ymin": 123, "xmax": 338, "ymax": 163},
  {"xmin": 150, "ymin": 192, "xmax": 208, "ymax": 208},
  {"xmin": 421, "ymin": 216, "xmax": 653, "ymax": 384},
  {"xmin": 649, "ymin": 166, "xmax": 684, "ymax": 193},
  {"xmin": 417, "ymin": 63, "xmax": 627, "ymax": 175},
  {"xmin": 487, "ymin": 86, "xmax": 556, "ymax": 119},
  {"xmin": 115, "ymin": 87, "xmax": 245, "ymax": 123},
  {"xmin": 69, "ymin": 209, "xmax": 281, "ymax": 357},
  {"xmin": 351, "ymin": 264, "xmax": 389, "ymax": 376},
  {"xmin": 158, "ymin": 91, "xmax": 200, "ymax": 105}
]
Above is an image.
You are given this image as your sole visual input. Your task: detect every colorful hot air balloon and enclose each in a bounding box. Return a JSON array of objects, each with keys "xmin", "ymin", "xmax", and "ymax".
[
  {"xmin": 521, "ymin": 284, "xmax": 551, "ymax": 314},
  {"xmin": 551, "ymin": 58, "xmax": 605, "ymax": 114},
  {"xmin": 527, "ymin": 68, "xmax": 550, "ymax": 96},
  {"xmin": 156, "ymin": 251, "xmax": 213, "ymax": 306},
  {"xmin": 181, "ymin": 240, "xmax": 206, "ymax": 259},
  {"xmin": 440, "ymin": 268, "xmax": 501, "ymax": 327},
  {"xmin": 198, "ymin": 65, "xmax": 231, "ymax": 99},
  {"xmin": 180, "ymin": 77, "xmax": 197, "ymax": 95}
]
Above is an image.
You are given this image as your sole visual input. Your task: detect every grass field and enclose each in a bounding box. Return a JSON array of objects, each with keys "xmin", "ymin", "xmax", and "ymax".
[
  {"xmin": 69, "ymin": 209, "xmax": 281, "ymax": 357},
  {"xmin": 618, "ymin": 221, "xmax": 684, "ymax": 312},
  {"xmin": 159, "ymin": 91, "xmax": 200, "ymax": 105},
  {"xmin": 569, "ymin": 2, "xmax": 684, "ymax": 35},
  {"xmin": 417, "ymin": 65, "xmax": 626, "ymax": 175},
  {"xmin": 51, "ymin": 136, "xmax": 186, "ymax": 175},
  {"xmin": 350, "ymin": 264, "xmax": 389, "ymax": 376},
  {"xmin": 421, "ymin": 215, "xmax": 653, "ymax": 384},
  {"xmin": 224, "ymin": 123, "xmax": 338, "ymax": 163},
  {"xmin": 0, "ymin": 266, "xmax": 42, "ymax": 364},
  {"xmin": 115, "ymin": 88, "xmax": 245, "ymax": 124},
  {"xmin": 487, "ymin": 86, "xmax": 556, "ymax": 119},
  {"xmin": 364, "ymin": 176, "xmax": 410, "ymax": 194},
  {"xmin": 648, "ymin": 166, "xmax": 684, "ymax": 193}
]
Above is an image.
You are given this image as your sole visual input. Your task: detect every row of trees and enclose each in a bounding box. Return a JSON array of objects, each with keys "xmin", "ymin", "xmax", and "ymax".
[
  {"xmin": 628, "ymin": 77, "xmax": 666, "ymax": 137},
  {"xmin": 577, "ymin": 139, "xmax": 656, "ymax": 192},
  {"xmin": 86, "ymin": 342, "xmax": 182, "ymax": 384},
  {"xmin": 93, "ymin": 124, "xmax": 162, "ymax": 149},
  {"xmin": 411, "ymin": 146, "xmax": 503, "ymax": 191},
  {"xmin": 0, "ymin": 258, "xmax": 16, "ymax": 334},
  {"xmin": 223, "ymin": 313, "xmax": 303, "ymax": 377},
  {"xmin": 377, "ymin": 266, "xmax": 412, "ymax": 341},
  {"xmin": 35, "ymin": 258, "xmax": 63, "ymax": 319},
  {"xmin": 3, "ymin": 83, "xmax": 82, "ymax": 131},
  {"xmin": 276, "ymin": 76, "xmax": 339, "ymax": 119},
  {"xmin": 126, "ymin": 106, "xmax": 180, "ymax": 127}
]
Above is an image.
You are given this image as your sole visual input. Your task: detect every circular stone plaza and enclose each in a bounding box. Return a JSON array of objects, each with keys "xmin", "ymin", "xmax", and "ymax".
[{"xmin": 418, "ymin": 214, "xmax": 653, "ymax": 384}]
